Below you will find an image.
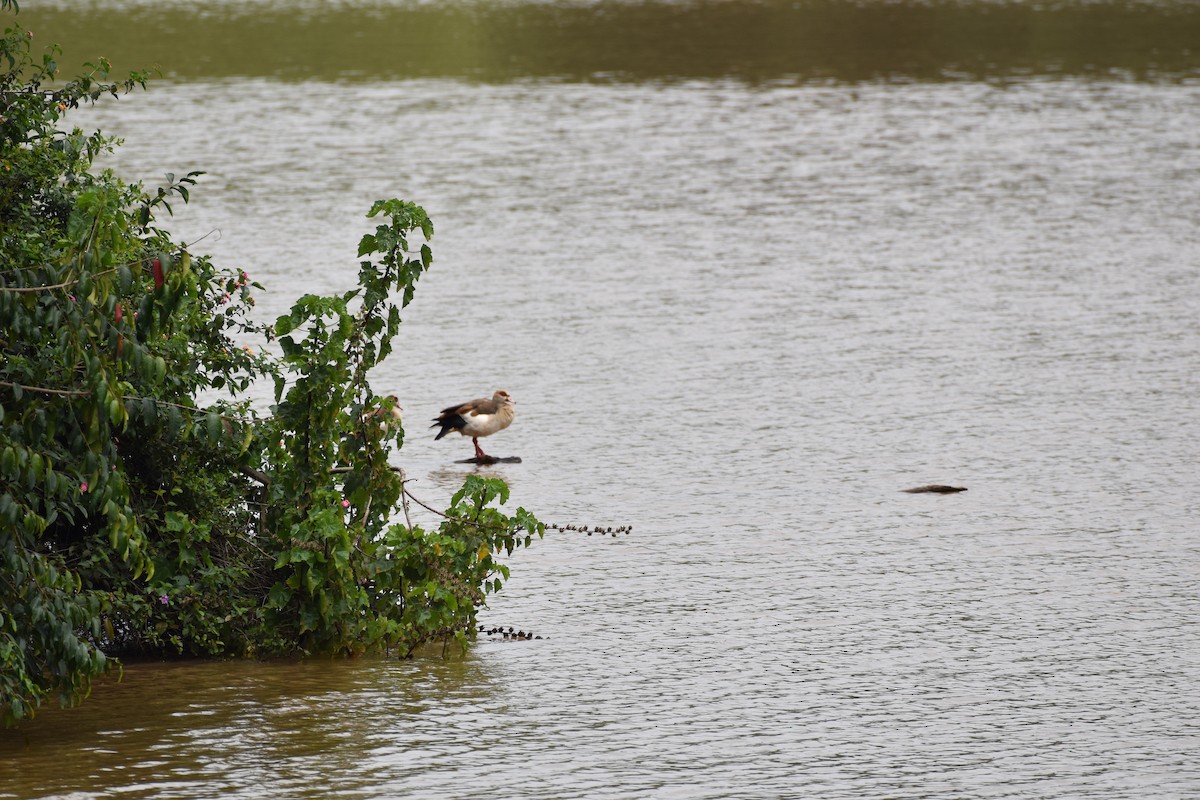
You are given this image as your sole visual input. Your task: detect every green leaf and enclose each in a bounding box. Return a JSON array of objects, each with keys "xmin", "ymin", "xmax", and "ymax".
[
  {"xmin": 357, "ymin": 234, "xmax": 378, "ymax": 257},
  {"xmin": 268, "ymin": 583, "xmax": 292, "ymax": 608},
  {"xmin": 205, "ymin": 412, "xmax": 221, "ymax": 441},
  {"xmin": 166, "ymin": 407, "xmax": 184, "ymax": 438}
]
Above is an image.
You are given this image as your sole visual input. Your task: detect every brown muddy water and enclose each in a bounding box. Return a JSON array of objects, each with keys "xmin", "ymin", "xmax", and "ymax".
[{"xmin": 3, "ymin": 1, "xmax": 1200, "ymax": 797}]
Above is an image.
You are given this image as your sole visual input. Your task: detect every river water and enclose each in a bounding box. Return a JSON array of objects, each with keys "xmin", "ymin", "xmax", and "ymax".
[{"xmin": 4, "ymin": 1, "xmax": 1200, "ymax": 797}]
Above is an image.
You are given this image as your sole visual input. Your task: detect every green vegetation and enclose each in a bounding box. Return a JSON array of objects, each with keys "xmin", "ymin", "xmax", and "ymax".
[
  {"xmin": 1, "ymin": 4, "xmax": 542, "ymax": 726},
  {"xmin": 15, "ymin": 0, "xmax": 1200, "ymax": 84}
]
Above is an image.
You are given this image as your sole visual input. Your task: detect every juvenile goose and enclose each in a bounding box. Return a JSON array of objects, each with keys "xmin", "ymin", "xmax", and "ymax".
[
  {"xmin": 431, "ymin": 390, "xmax": 515, "ymax": 460},
  {"xmin": 363, "ymin": 395, "xmax": 403, "ymax": 433}
]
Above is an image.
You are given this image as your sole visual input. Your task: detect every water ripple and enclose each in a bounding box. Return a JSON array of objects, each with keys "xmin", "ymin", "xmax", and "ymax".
[{"xmin": 3, "ymin": 65, "xmax": 1199, "ymax": 800}]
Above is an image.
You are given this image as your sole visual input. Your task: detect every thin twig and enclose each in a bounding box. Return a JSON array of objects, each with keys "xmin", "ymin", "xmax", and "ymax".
[
  {"xmin": 0, "ymin": 380, "xmax": 86, "ymax": 397},
  {"xmin": 395, "ymin": 485, "xmax": 501, "ymax": 531},
  {"xmin": 186, "ymin": 230, "xmax": 221, "ymax": 248},
  {"xmin": 0, "ymin": 266, "xmax": 121, "ymax": 293},
  {"xmin": 0, "ymin": 229, "xmax": 220, "ymax": 293},
  {"xmin": 242, "ymin": 463, "xmax": 487, "ymax": 531},
  {"xmin": 401, "ymin": 486, "xmax": 451, "ymax": 519},
  {"xmin": 0, "ymin": 380, "xmax": 257, "ymax": 424},
  {"xmin": 328, "ymin": 465, "xmax": 473, "ymax": 527},
  {"xmin": 398, "ymin": 467, "xmax": 414, "ymax": 530}
]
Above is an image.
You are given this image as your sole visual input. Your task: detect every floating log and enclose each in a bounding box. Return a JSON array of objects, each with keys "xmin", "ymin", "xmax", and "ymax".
[{"xmin": 455, "ymin": 455, "xmax": 523, "ymax": 465}]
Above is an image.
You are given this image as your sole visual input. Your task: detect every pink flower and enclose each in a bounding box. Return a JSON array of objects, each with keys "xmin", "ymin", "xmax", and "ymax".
[
  {"xmin": 341, "ymin": 499, "xmax": 350, "ymax": 509},
  {"xmin": 80, "ymin": 482, "xmax": 88, "ymax": 493},
  {"xmin": 159, "ymin": 594, "xmax": 169, "ymax": 605}
]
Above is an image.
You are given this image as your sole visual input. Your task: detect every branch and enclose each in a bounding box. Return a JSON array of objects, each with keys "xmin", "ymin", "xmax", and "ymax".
[
  {"xmin": 401, "ymin": 485, "xmax": 452, "ymax": 519},
  {"xmin": 221, "ymin": 462, "xmax": 633, "ymax": 536},
  {"xmin": 329, "ymin": 465, "xmax": 406, "ymax": 475},
  {"xmin": 0, "ymin": 232, "xmax": 219, "ymax": 293},
  {"xmin": 330, "ymin": 467, "xmax": 495, "ymax": 532},
  {"xmin": 239, "ymin": 466, "xmax": 270, "ymax": 486},
  {"xmin": 0, "ymin": 380, "xmax": 85, "ymax": 397},
  {"xmin": 0, "ymin": 380, "xmax": 257, "ymax": 424},
  {"xmin": 0, "ymin": 268, "xmax": 116, "ymax": 292}
]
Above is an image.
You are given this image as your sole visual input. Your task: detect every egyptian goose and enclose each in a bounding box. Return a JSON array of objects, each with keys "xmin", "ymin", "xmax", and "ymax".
[
  {"xmin": 431, "ymin": 390, "xmax": 515, "ymax": 459},
  {"xmin": 363, "ymin": 395, "xmax": 403, "ymax": 433}
]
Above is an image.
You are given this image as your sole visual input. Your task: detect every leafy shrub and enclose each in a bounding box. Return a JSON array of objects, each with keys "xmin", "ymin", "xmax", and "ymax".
[{"xmin": 1, "ymin": 5, "xmax": 541, "ymax": 726}]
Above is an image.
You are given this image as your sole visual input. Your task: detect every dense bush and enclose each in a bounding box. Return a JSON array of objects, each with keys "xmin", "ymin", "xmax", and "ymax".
[{"xmin": 1, "ymin": 5, "xmax": 541, "ymax": 725}]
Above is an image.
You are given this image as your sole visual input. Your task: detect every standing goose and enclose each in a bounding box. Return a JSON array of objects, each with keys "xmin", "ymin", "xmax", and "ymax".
[{"xmin": 431, "ymin": 390, "xmax": 515, "ymax": 460}]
